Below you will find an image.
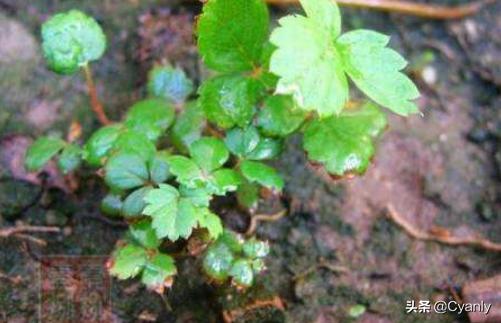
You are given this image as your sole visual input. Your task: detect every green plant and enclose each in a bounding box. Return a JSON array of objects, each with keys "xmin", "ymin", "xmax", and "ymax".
[{"xmin": 25, "ymin": 0, "xmax": 418, "ymax": 293}]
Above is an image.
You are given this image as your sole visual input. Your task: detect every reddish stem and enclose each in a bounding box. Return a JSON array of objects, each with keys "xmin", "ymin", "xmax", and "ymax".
[{"xmin": 82, "ymin": 64, "xmax": 111, "ymax": 125}]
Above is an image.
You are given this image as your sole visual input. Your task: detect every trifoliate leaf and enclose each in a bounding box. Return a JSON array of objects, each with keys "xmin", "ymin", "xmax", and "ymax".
[
  {"xmin": 243, "ymin": 238, "xmax": 270, "ymax": 258},
  {"xmin": 230, "ymin": 259, "xmax": 254, "ymax": 287},
  {"xmin": 25, "ymin": 136, "xmax": 66, "ymax": 172},
  {"xmin": 128, "ymin": 219, "xmax": 161, "ymax": 249},
  {"xmin": 245, "ymin": 137, "xmax": 283, "ymax": 161},
  {"xmin": 113, "ymin": 130, "xmax": 156, "ymax": 161},
  {"xmin": 143, "ymin": 184, "xmax": 199, "ymax": 241},
  {"xmin": 57, "ymin": 144, "xmax": 82, "ymax": 174},
  {"xmin": 100, "ymin": 193, "xmax": 123, "ymax": 217},
  {"xmin": 189, "ymin": 137, "xmax": 229, "ymax": 173},
  {"xmin": 41, "ymin": 10, "xmax": 106, "ymax": 74},
  {"xmin": 124, "ymin": 98, "xmax": 175, "ymax": 141},
  {"xmin": 122, "ymin": 187, "xmax": 153, "ymax": 218},
  {"xmin": 147, "ymin": 64, "xmax": 193, "ymax": 104},
  {"xmin": 236, "ymin": 181, "xmax": 260, "ymax": 210},
  {"xmin": 203, "ymin": 242, "xmax": 234, "ymax": 280},
  {"xmin": 141, "ymin": 254, "xmax": 176, "ymax": 292},
  {"xmin": 197, "ymin": 0, "xmax": 269, "ymax": 73},
  {"xmin": 166, "ymin": 156, "xmax": 204, "ymax": 188},
  {"xmin": 83, "ymin": 124, "xmax": 124, "ymax": 167},
  {"xmin": 209, "ymin": 169, "xmax": 242, "ymax": 195},
  {"xmin": 240, "ymin": 160, "xmax": 284, "ymax": 191},
  {"xmin": 224, "ymin": 126, "xmax": 260, "ymax": 158},
  {"xmin": 270, "ymin": 0, "xmax": 348, "ymax": 116},
  {"xmin": 303, "ymin": 102, "xmax": 387, "ymax": 176},
  {"xmin": 197, "ymin": 209, "xmax": 223, "ymax": 240},
  {"xmin": 336, "ymin": 30, "xmax": 420, "ymax": 116},
  {"xmin": 148, "ymin": 151, "xmax": 172, "ymax": 185},
  {"xmin": 199, "ymin": 75, "xmax": 261, "ymax": 129},
  {"xmin": 104, "ymin": 153, "xmax": 149, "ymax": 190},
  {"xmin": 257, "ymin": 95, "xmax": 307, "ymax": 137},
  {"xmin": 109, "ymin": 244, "xmax": 147, "ymax": 279},
  {"xmin": 171, "ymin": 101, "xmax": 205, "ymax": 154}
]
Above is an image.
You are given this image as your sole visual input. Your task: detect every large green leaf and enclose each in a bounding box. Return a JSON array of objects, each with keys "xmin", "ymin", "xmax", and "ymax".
[
  {"xmin": 109, "ymin": 244, "xmax": 147, "ymax": 279},
  {"xmin": 25, "ymin": 136, "xmax": 66, "ymax": 172},
  {"xmin": 104, "ymin": 153, "xmax": 149, "ymax": 190},
  {"xmin": 197, "ymin": 0, "xmax": 269, "ymax": 73},
  {"xmin": 171, "ymin": 101, "xmax": 206, "ymax": 153},
  {"xmin": 303, "ymin": 102, "xmax": 387, "ymax": 176},
  {"xmin": 224, "ymin": 126, "xmax": 260, "ymax": 158},
  {"xmin": 147, "ymin": 64, "xmax": 193, "ymax": 104},
  {"xmin": 148, "ymin": 151, "xmax": 172, "ymax": 185},
  {"xmin": 269, "ymin": 0, "xmax": 348, "ymax": 116},
  {"xmin": 189, "ymin": 137, "xmax": 229, "ymax": 173},
  {"xmin": 197, "ymin": 209, "xmax": 223, "ymax": 240},
  {"xmin": 143, "ymin": 184, "xmax": 199, "ymax": 241},
  {"xmin": 209, "ymin": 169, "xmax": 242, "ymax": 195},
  {"xmin": 245, "ymin": 137, "xmax": 283, "ymax": 161},
  {"xmin": 240, "ymin": 160, "xmax": 284, "ymax": 191},
  {"xmin": 199, "ymin": 75, "xmax": 261, "ymax": 129},
  {"xmin": 141, "ymin": 254, "xmax": 176, "ymax": 292},
  {"xmin": 125, "ymin": 98, "xmax": 175, "ymax": 141},
  {"xmin": 257, "ymin": 95, "xmax": 307, "ymax": 137},
  {"xmin": 336, "ymin": 30, "xmax": 420, "ymax": 116},
  {"xmin": 83, "ymin": 124, "xmax": 124, "ymax": 167},
  {"xmin": 41, "ymin": 10, "xmax": 106, "ymax": 74},
  {"xmin": 113, "ymin": 130, "xmax": 156, "ymax": 161}
]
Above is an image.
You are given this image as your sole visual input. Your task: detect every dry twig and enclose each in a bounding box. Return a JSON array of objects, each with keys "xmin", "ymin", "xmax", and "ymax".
[
  {"xmin": 293, "ymin": 258, "xmax": 349, "ymax": 281},
  {"xmin": 0, "ymin": 225, "xmax": 60, "ymax": 246},
  {"xmin": 387, "ymin": 204, "xmax": 501, "ymax": 252},
  {"xmin": 246, "ymin": 209, "xmax": 287, "ymax": 235},
  {"xmin": 266, "ymin": 0, "xmax": 495, "ymax": 20}
]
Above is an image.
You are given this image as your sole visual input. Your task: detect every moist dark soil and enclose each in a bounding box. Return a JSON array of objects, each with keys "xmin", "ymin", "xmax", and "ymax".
[{"xmin": 0, "ymin": 0, "xmax": 500, "ymax": 322}]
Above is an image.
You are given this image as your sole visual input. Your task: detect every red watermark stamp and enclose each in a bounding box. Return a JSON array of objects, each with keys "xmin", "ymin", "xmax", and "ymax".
[{"xmin": 39, "ymin": 256, "xmax": 112, "ymax": 322}]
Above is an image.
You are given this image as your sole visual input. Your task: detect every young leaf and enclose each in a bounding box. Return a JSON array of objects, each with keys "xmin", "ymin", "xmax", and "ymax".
[
  {"xmin": 128, "ymin": 219, "xmax": 161, "ymax": 249},
  {"xmin": 224, "ymin": 126, "xmax": 260, "ymax": 158},
  {"xmin": 197, "ymin": 209, "xmax": 223, "ymax": 239},
  {"xmin": 209, "ymin": 169, "xmax": 242, "ymax": 195},
  {"xmin": 124, "ymin": 98, "xmax": 175, "ymax": 141},
  {"xmin": 203, "ymin": 242, "xmax": 234, "ymax": 280},
  {"xmin": 104, "ymin": 153, "xmax": 149, "ymax": 190},
  {"xmin": 148, "ymin": 151, "xmax": 172, "ymax": 185},
  {"xmin": 147, "ymin": 64, "xmax": 193, "ymax": 104},
  {"xmin": 303, "ymin": 102, "xmax": 387, "ymax": 176},
  {"xmin": 101, "ymin": 193, "xmax": 123, "ymax": 217},
  {"xmin": 109, "ymin": 244, "xmax": 147, "ymax": 279},
  {"xmin": 242, "ymin": 238, "xmax": 270, "ymax": 258},
  {"xmin": 270, "ymin": 0, "xmax": 348, "ymax": 116},
  {"xmin": 166, "ymin": 156, "xmax": 204, "ymax": 188},
  {"xmin": 83, "ymin": 124, "xmax": 124, "ymax": 167},
  {"xmin": 256, "ymin": 95, "xmax": 307, "ymax": 137},
  {"xmin": 189, "ymin": 137, "xmax": 229, "ymax": 173},
  {"xmin": 122, "ymin": 187, "xmax": 153, "ymax": 218},
  {"xmin": 41, "ymin": 10, "xmax": 106, "ymax": 74},
  {"xmin": 199, "ymin": 75, "xmax": 261, "ymax": 129},
  {"xmin": 230, "ymin": 259, "xmax": 254, "ymax": 287},
  {"xmin": 143, "ymin": 184, "xmax": 199, "ymax": 241},
  {"xmin": 141, "ymin": 254, "xmax": 177, "ymax": 292},
  {"xmin": 171, "ymin": 101, "xmax": 205, "ymax": 154},
  {"xmin": 57, "ymin": 144, "xmax": 82, "ymax": 174},
  {"xmin": 240, "ymin": 160, "xmax": 284, "ymax": 191},
  {"xmin": 245, "ymin": 137, "xmax": 283, "ymax": 161},
  {"xmin": 197, "ymin": 0, "xmax": 269, "ymax": 73},
  {"xmin": 335, "ymin": 30, "xmax": 420, "ymax": 116},
  {"xmin": 25, "ymin": 136, "xmax": 66, "ymax": 172}
]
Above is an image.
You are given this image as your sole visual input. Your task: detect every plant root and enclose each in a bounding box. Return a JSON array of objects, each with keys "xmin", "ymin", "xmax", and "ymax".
[
  {"xmin": 0, "ymin": 225, "xmax": 60, "ymax": 246},
  {"xmin": 266, "ymin": 0, "xmax": 495, "ymax": 20},
  {"xmin": 387, "ymin": 204, "xmax": 501, "ymax": 252},
  {"xmin": 82, "ymin": 64, "xmax": 111, "ymax": 125},
  {"xmin": 222, "ymin": 296, "xmax": 285, "ymax": 323},
  {"xmin": 245, "ymin": 209, "xmax": 287, "ymax": 236}
]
